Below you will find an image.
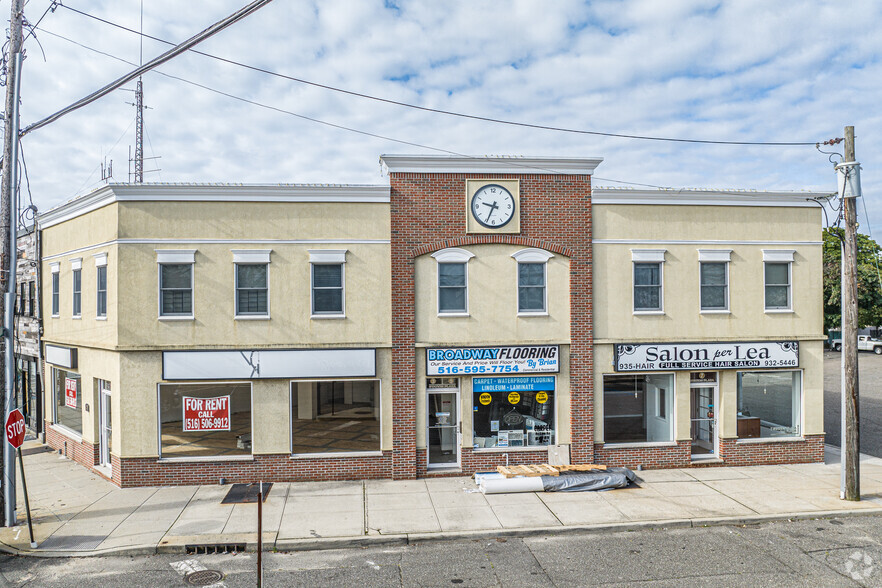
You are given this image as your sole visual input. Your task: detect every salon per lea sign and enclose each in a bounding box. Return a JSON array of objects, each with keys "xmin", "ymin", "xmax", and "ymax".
[{"xmin": 614, "ymin": 341, "xmax": 799, "ymax": 372}]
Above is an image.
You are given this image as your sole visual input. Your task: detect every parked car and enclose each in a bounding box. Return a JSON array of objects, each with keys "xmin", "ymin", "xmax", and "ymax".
[{"xmin": 829, "ymin": 332, "xmax": 882, "ymax": 354}]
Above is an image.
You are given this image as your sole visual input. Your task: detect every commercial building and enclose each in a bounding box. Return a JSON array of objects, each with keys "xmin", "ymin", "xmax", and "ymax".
[
  {"xmin": 38, "ymin": 156, "xmax": 829, "ymax": 486},
  {"xmin": 14, "ymin": 227, "xmax": 43, "ymax": 435}
]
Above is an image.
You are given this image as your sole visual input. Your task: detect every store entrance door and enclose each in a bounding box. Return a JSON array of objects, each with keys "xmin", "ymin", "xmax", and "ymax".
[
  {"xmin": 690, "ymin": 385, "xmax": 718, "ymax": 459},
  {"xmin": 98, "ymin": 381, "xmax": 112, "ymax": 468},
  {"xmin": 427, "ymin": 391, "xmax": 460, "ymax": 469}
]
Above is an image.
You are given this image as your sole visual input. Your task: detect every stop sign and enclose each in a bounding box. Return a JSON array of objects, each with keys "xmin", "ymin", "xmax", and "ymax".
[{"xmin": 5, "ymin": 409, "xmax": 25, "ymax": 449}]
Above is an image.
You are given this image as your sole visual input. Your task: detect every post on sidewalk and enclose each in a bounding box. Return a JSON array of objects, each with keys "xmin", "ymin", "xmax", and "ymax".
[
  {"xmin": 838, "ymin": 125, "xmax": 861, "ymax": 501},
  {"xmin": 257, "ymin": 480, "xmax": 263, "ymax": 588}
]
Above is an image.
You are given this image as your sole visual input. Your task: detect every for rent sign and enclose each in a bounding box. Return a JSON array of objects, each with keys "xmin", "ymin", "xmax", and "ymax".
[
  {"xmin": 614, "ymin": 341, "xmax": 799, "ymax": 371},
  {"xmin": 427, "ymin": 345, "xmax": 559, "ymax": 376},
  {"xmin": 183, "ymin": 396, "xmax": 231, "ymax": 432},
  {"xmin": 64, "ymin": 378, "xmax": 77, "ymax": 409}
]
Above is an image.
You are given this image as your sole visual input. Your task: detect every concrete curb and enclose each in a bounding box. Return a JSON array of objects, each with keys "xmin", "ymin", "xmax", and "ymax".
[{"xmin": 4, "ymin": 507, "xmax": 882, "ymax": 558}]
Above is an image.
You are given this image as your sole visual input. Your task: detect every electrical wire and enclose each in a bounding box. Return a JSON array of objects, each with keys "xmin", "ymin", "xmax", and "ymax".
[{"xmin": 61, "ymin": 2, "xmax": 822, "ymax": 148}]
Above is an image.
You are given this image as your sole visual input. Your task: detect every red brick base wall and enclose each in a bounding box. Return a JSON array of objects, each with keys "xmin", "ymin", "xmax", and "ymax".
[
  {"xmin": 717, "ymin": 434, "xmax": 825, "ymax": 466},
  {"xmin": 595, "ymin": 435, "xmax": 826, "ymax": 470},
  {"xmin": 595, "ymin": 441, "xmax": 693, "ymax": 469},
  {"xmin": 115, "ymin": 452, "xmax": 393, "ymax": 488},
  {"xmin": 45, "ymin": 421, "xmax": 97, "ymax": 470}
]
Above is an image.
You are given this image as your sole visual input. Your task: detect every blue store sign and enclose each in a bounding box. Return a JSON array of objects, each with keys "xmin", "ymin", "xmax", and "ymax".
[{"xmin": 472, "ymin": 376, "xmax": 556, "ymax": 393}]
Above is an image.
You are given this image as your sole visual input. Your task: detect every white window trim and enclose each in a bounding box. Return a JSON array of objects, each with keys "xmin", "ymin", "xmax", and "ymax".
[
  {"xmin": 699, "ymin": 259, "xmax": 729, "ymax": 312},
  {"xmin": 762, "ymin": 249, "xmax": 795, "ymax": 263},
  {"xmin": 233, "ymin": 251, "xmax": 271, "ymax": 319},
  {"xmin": 93, "ymin": 252, "xmax": 108, "ymax": 267},
  {"xmin": 71, "ymin": 265, "xmax": 82, "ymax": 319},
  {"xmin": 310, "ymin": 256, "xmax": 346, "ymax": 318},
  {"xmin": 513, "ymin": 249, "xmax": 552, "ymax": 315},
  {"xmin": 697, "ymin": 249, "xmax": 732, "ymax": 263},
  {"xmin": 631, "ymin": 248, "xmax": 666, "ymax": 263},
  {"xmin": 96, "ymin": 264, "xmax": 108, "ymax": 319},
  {"xmin": 433, "ymin": 248, "xmax": 474, "ymax": 316},
  {"xmin": 158, "ymin": 261, "xmax": 195, "ymax": 320},
  {"xmin": 50, "ymin": 263, "xmax": 60, "ymax": 318},
  {"xmin": 764, "ymin": 260, "xmax": 792, "ymax": 312},
  {"xmin": 633, "ymin": 261, "xmax": 664, "ymax": 314},
  {"xmin": 155, "ymin": 249, "xmax": 196, "ymax": 264},
  {"xmin": 289, "ymin": 378, "xmax": 382, "ymax": 456}
]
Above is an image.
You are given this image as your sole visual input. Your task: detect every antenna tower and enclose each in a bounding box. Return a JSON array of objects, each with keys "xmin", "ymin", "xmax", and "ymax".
[{"xmin": 133, "ymin": 0, "xmax": 144, "ymax": 183}]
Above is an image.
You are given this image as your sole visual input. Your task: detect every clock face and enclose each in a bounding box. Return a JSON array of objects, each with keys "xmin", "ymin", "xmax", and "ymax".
[{"xmin": 470, "ymin": 184, "xmax": 515, "ymax": 228}]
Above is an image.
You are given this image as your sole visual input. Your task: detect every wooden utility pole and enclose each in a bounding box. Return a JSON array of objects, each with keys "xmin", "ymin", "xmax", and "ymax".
[
  {"xmin": 1, "ymin": 0, "xmax": 25, "ymax": 527},
  {"xmin": 841, "ymin": 126, "xmax": 860, "ymax": 501}
]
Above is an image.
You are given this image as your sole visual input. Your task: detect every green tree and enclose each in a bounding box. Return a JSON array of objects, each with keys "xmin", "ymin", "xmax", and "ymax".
[{"xmin": 823, "ymin": 227, "xmax": 882, "ymax": 331}]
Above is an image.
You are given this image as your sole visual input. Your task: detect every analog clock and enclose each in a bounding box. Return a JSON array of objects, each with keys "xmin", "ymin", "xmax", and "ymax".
[{"xmin": 470, "ymin": 184, "xmax": 515, "ymax": 228}]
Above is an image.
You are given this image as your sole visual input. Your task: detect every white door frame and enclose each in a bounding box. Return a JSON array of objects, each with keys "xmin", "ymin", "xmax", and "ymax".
[
  {"xmin": 426, "ymin": 387, "xmax": 461, "ymax": 469},
  {"xmin": 98, "ymin": 381, "xmax": 112, "ymax": 468},
  {"xmin": 690, "ymin": 380, "xmax": 719, "ymax": 459}
]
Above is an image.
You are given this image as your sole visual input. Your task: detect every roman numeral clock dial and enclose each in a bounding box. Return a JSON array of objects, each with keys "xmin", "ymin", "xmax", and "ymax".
[{"xmin": 471, "ymin": 184, "xmax": 515, "ymax": 228}]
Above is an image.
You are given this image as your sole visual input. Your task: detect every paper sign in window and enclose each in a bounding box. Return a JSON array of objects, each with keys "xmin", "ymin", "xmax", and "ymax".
[
  {"xmin": 182, "ymin": 396, "xmax": 231, "ymax": 432},
  {"xmin": 64, "ymin": 378, "xmax": 77, "ymax": 409}
]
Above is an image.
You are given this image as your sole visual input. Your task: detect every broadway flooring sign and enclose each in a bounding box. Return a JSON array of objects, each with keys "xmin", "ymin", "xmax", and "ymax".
[
  {"xmin": 614, "ymin": 341, "xmax": 798, "ymax": 371},
  {"xmin": 427, "ymin": 345, "xmax": 559, "ymax": 376}
]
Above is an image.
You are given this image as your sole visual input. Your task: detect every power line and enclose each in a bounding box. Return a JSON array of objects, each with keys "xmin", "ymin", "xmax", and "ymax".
[
  {"xmin": 20, "ymin": 0, "xmax": 277, "ymax": 137},
  {"xmin": 61, "ymin": 3, "xmax": 820, "ymax": 148},
  {"xmin": 37, "ymin": 26, "xmax": 671, "ymax": 189}
]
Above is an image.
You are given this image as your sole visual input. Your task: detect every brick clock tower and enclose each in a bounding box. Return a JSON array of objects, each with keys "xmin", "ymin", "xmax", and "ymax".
[{"xmin": 381, "ymin": 155, "xmax": 601, "ymax": 479}]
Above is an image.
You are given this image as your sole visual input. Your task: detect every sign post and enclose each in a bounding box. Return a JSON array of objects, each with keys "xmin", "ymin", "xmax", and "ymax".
[{"xmin": 5, "ymin": 409, "xmax": 35, "ymax": 547}]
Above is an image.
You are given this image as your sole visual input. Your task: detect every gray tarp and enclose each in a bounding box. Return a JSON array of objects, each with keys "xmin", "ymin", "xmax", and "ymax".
[{"xmin": 540, "ymin": 467, "xmax": 637, "ymax": 492}]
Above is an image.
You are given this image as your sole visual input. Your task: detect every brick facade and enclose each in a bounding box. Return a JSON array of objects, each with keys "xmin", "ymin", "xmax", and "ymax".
[
  {"xmin": 46, "ymin": 422, "xmax": 97, "ymax": 470},
  {"xmin": 389, "ymin": 172, "xmax": 593, "ymax": 479}
]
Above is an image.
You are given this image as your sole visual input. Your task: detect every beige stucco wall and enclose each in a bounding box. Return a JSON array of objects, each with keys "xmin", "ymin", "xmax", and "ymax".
[
  {"xmin": 42, "ymin": 203, "xmax": 119, "ymax": 350},
  {"xmin": 414, "ymin": 244, "xmax": 570, "ymax": 346},
  {"xmin": 593, "ymin": 205, "xmax": 824, "ymax": 342},
  {"xmin": 593, "ymin": 340, "xmax": 824, "ymax": 443},
  {"xmin": 44, "ymin": 346, "xmax": 120, "ymax": 449},
  {"xmin": 116, "ymin": 241, "xmax": 391, "ymax": 349},
  {"xmin": 117, "ymin": 347, "xmax": 393, "ymax": 458}
]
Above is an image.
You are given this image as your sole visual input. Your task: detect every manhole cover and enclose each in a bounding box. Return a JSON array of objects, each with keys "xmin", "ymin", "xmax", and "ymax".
[{"xmin": 184, "ymin": 569, "xmax": 224, "ymax": 586}]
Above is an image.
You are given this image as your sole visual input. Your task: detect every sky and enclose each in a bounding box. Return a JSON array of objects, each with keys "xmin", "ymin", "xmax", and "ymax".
[{"xmin": 10, "ymin": 0, "xmax": 882, "ymax": 234}]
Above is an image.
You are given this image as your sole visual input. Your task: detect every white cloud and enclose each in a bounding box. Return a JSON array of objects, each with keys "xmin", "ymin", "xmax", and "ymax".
[{"xmin": 11, "ymin": 0, "xmax": 882, "ymax": 235}]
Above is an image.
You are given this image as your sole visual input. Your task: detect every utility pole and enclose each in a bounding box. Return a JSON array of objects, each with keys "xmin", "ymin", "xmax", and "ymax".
[
  {"xmin": 1, "ymin": 0, "xmax": 25, "ymax": 527},
  {"xmin": 840, "ymin": 126, "xmax": 860, "ymax": 501}
]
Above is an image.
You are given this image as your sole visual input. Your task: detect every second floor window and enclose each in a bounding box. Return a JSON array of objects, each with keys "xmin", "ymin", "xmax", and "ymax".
[
  {"xmin": 518, "ymin": 263, "xmax": 546, "ymax": 312},
  {"xmin": 439, "ymin": 263, "xmax": 467, "ymax": 313},
  {"xmin": 634, "ymin": 263, "xmax": 662, "ymax": 311},
  {"xmin": 96, "ymin": 266, "xmax": 107, "ymax": 317},
  {"xmin": 72, "ymin": 269, "xmax": 82, "ymax": 317},
  {"xmin": 764, "ymin": 262, "xmax": 791, "ymax": 310},
  {"xmin": 700, "ymin": 262, "xmax": 728, "ymax": 310},
  {"xmin": 312, "ymin": 263, "xmax": 344, "ymax": 315},
  {"xmin": 51, "ymin": 270, "xmax": 59, "ymax": 316},
  {"xmin": 28, "ymin": 282, "xmax": 35, "ymax": 317},
  {"xmin": 160, "ymin": 264, "xmax": 193, "ymax": 316},
  {"xmin": 236, "ymin": 264, "xmax": 268, "ymax": 316}
]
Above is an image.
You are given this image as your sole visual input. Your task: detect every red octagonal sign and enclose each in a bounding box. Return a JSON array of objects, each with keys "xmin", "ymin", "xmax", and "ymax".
[{"xmin": 5, "ymin": 409, "xmax": 25, "ymax": 449}]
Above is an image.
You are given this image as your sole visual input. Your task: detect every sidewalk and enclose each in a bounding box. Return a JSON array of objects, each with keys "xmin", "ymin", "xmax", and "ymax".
[{"xmin": 3, "ymin": 442, "xmax": 882, "ymax": 557}]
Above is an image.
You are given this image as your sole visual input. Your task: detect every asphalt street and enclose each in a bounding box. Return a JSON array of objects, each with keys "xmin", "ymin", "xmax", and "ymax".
[
  {"xmin": 824, "ymin": 351, "xmax": 882, "ymax": 457},
  {"xmin": 2, "ymin": 514, "xmax": 881, "ymax": 587}
]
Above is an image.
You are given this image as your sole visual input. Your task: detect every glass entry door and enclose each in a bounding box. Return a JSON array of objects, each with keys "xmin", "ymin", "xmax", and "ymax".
[
  {"xmin": 427, "ymin": 392, "xmax": 460, "ymax": 468},
  {"xmin": 690, "ymin": 385, "xmax": 717, "ymax": 458},
  {"xmin": 98, "ymin": 381, "xmax": 112, "ymax": 468}
]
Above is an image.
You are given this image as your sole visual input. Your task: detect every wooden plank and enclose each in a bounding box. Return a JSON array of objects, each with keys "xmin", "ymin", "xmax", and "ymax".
[
  {"xmin": 496, "ymin": 464, "xmax": 559, "ymax": 478},
  {"xmin": 555, "ymin": 464, "xmax": 607, "ymax": 472}
]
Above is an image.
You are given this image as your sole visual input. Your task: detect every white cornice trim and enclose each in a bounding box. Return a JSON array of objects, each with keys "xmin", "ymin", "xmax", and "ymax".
[
  {"xmin": 631, "ymin": 249, "xmax": 667, "ymax": 263},
  {"xmin": 39, "ymin": 184, "xmax": 391, "ymax": 228},
  {"xmin": 763, "ymin": 249, "xmax": 796, "ymax": 262},
  {"xmin": 308, "ymin": 249, "xmax": 347, "ymax": 264},
  {"xmin": 592, "ymin": 188, "xmax": 833, "ymax": 207},
  {"xmin": 697, "ymin": 249, "xmax": 733, "ymax": 262},
  {"xmin": 512, "ymin": 248, "xmax": 554, "ymax": 263},
  {"xmin": 380, "ymin": 154, "xmax": 603, "ymax": 175},
  {"xmin": 232, "ymin": 249, "xmax": 272, "ymax": 264},
  {"xmin": 594, "ymin": 239, "xmax": 822, "ymax": 246}
]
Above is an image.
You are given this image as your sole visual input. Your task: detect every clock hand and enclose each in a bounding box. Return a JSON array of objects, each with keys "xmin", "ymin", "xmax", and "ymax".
[{"xmin": 482, "ymin": 200, "xmax": 499, "ymax": 218}]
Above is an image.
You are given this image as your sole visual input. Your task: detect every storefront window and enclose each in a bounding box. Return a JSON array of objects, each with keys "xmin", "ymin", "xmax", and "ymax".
[
  {"xmin": 53, "ymin": 367, "xmax": 82, "ymax": 435},
  {"xmin": 603, "ymin": 373, "xmax": 674, "ymax": 443},
  {"xmin": 472, "ymin": 376, "xmax": 555, "ymax": 448},
  {"xmin": 158, "ymin": 383, "xmax": 251, "ymax": 457},
  {"xmin": 737, "ymin": 371, "xmax": 801, "ymax": 437},
  {"xmin": 291, "ymin": 380, "xmax": 380, "ymax": 453}
]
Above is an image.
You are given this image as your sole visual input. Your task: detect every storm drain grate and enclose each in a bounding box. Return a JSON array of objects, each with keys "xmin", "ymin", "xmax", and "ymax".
[
  {"xmin": 221, "ymin": 482, "xmax": 272, "ymax": 504},
  {"xmin": 184, "ymin": 569, "xmax": 225, "ymax": 586},
  {"xmin": 185, "ymin": 543, "xmax": 246, "ymax": 555}
]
